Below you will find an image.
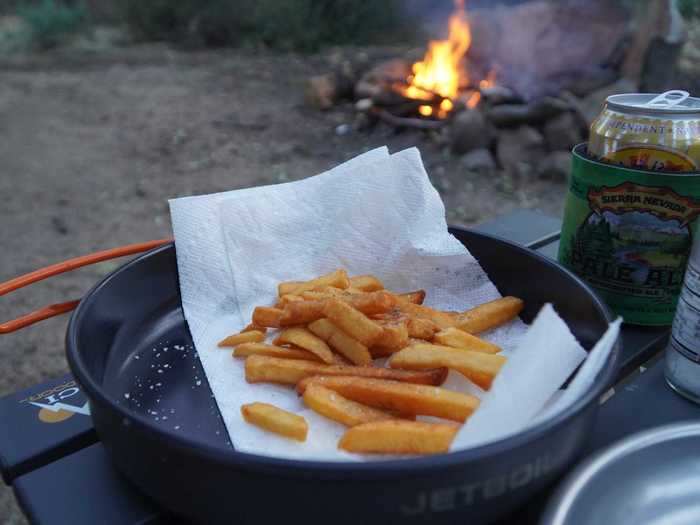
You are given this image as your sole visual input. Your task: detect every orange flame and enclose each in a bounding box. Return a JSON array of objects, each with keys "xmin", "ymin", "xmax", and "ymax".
[
  {"xmin": 405, "ymin": 1, "xmax": 472, "ymax": 104},
  {"xmin": 466, "ymin": 70, "xmax": 497, "ymax": 109},
  {"xmin": 405, "ymin": 0, "xmax": 471, "ymax": 112}
]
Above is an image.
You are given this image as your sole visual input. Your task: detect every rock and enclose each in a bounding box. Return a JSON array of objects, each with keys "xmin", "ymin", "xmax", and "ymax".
[
  {"xmin": 467, "ymin": 0, "xmax": 631, "ymax": 99},
  {"xmin": 450, "ymin": 110, "xmax": 493, "ymax": 155},
  {"xmin": 305, "ymin": 74, "xmax": 338, "ymax": 110},
  {"xmin": 480, "ymin": 85, "xmax": 521, "ymax": 105},
  {"xmin": 354, "ymin": 98, "xmax": 373, "ymax": 112},
  {"xmin": 496, "ymin": 126, "xmax": 546, "ymax": 173},
  {"xmin": 579, "ymin": 78, "xmax": 638, "ymax": 125},
  {"xmin": 543, "ymin": 112, "xmax": 584, "ymax": 152},
  {"xmin": 622, "ymin": 0, "xmax": 685, "ymax": 87},
  {"xmin": 459, "ymin": 148, "xmax": 497, "ymax": 173},
  {"xmin": 334, "ymin": 124, "xmax": 351, "ymax": 136},
  {"xmin": 537, "ymin": 151, "xmax": 572, "ymax": 180},
  {"xmin": 557, "ymin": 67, "xmax": 619, "ymax": 98},
  {"xmin": 486, "ymin": 97, "xmax": 570, "ymax": 127}
]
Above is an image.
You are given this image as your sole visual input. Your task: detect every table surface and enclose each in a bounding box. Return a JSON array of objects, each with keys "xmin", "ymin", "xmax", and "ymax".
[{"xmin": 1, "ymin": 209, "xmax": 698, "ymax": 525}]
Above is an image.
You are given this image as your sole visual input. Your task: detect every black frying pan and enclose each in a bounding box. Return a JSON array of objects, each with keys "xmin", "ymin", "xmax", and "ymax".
[{"xmin": 1, "ymin": 227, "xmax": 619, "ymax": 524}]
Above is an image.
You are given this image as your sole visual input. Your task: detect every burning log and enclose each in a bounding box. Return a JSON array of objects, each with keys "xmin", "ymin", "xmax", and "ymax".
[{"xmin": 370, "ymin": 108, "xmax": 447, "ymax": 130}]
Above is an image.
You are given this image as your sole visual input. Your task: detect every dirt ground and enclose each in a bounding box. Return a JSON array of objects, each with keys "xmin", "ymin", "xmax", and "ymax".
[{"xmin": 0, "ymin": 45, "xmax": 566, "ymax": 523}]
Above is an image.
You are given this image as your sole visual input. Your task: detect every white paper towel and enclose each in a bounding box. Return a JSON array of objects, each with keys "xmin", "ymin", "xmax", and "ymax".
[{"xmin": 169, "ymin": 147, "xmax": 615, "ymax": 461}]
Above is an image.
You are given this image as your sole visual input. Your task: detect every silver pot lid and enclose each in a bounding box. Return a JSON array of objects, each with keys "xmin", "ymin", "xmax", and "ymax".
[{"xmin": 541, "ymin": 421, "xmax": 700, "ymax": 525}]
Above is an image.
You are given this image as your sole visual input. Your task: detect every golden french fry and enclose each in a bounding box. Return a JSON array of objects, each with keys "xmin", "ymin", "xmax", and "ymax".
[
  {"xmin": 397, "ymin": 302, "xmax": 456, "ymax": 330},
  {"xmin": 276, "ymin": 294, "xmax": 304, "ymax": 308},
  {"xmin": 456, "ymin": 297, "xmax": 524, "ymax": 334},
  {"xmin": 274, "ymin": 327, "xmax": 334, "ymax": 364},
  {"xmin": 241, "ymin": 402, "xmax": 307, "ymax": 441},
  {"xmin": 433, "ymin": 327, "xmax": 501, "ymax": 354},
  {"xmin": 397, "ymin": 290, "xmax": 426, "ymax": 305},
  {"xmin": 252, "ymin": 306, "xmax": 284, "ymax": 328},
  {"xmin": 349, "ymin": 275, "xmax": 384, "ymax": 292},
  {"xmin": 278, "ymin": 269, "xmax": 350, "ymax": 297},
  {"xmin": 338, "ymin": 420, "xmax": 459, "ymax": 454},
  {"xmin": 389, "ymin": 344, "xmax": 507, "ymax": 390},
  {"xmin": 233, "ymin": 343, "xmax": 322, "ymax": 361},
  {"xmin": 307, "ymin": 318, "xmax": 372, "ymax": 365},
  {"xmin": 218, "ymin": 330, "xmax": 266, "ymax": 347},
  {"xmin": 370, "ymin": 309, "xmax": 406, "ymax": 322},
  {"xmin": 279, "ymin": 300, "xmax": 326, "ymax": 326},
  {"xmin": 303, "ymin": 384, "xmax": 398, "ymax": 427},
  {"xmin": 298, "ymin": 376, "xmax": 477, "ymax": 422},
  {"xmin": 407, "ymin": 317, "xmax": 439, "ymax": 339},
  {"xmin": 323, "ymin": 298, "xmax": 383, "ymax": 346},
  {"xmin": 280, "ymin": 291, "xmax": 396, "ymax": 327},
  {"xmin": 246, "ymin": 355, "xmax": 447, "ymax": 387},
  {"xmin": 370, "ymin": 321, "xmax": 409, "ymax": 358}
]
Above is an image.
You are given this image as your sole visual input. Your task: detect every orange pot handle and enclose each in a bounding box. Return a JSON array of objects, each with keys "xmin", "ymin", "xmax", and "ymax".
[{"xmin": 0, "ymin": 238, "xmax": 172, "ymax": 334}]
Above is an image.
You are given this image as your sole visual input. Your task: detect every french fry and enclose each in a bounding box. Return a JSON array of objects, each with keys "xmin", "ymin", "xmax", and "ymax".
[
  {"xmin": 218, "ymin": 330, "xmax": 266, "ymax": 347},
  {"xmin": 241, "ymin": 402, "xmax": 307, "ymax": 441},
  {"xmin": 307, "ymin": 318, "xmax": 372, "ymax": 365},
  {"xmin": 338, "ymin": 420, "xmax": 459, "ymax": 454},
  {"xmin": 303, "ymin": 384, "xmax": 398, "ymax": 427},
  {"xmin": 349, "ymin": 275, "xmax": 384, "ymax": 292},
  {"xmin": 456, "ymin": 297, "xmax": 524, "ymax": 334},
  {"xmin": 407, "ymin": 317, "xmax": 439, "ymax": 339},
  {"xmin": 246, "ymin": 355, "xmax": 447, "ymax": 386},
  {"xmin": 279, "ymin": 291, "xmax": 396, "ymax": 327},
  {"xmin": 323, "ymin": 298, "xmax": 383, "ymax": 346},
  {"xmin": 397, "ymin": 290, "xmax": 426, "ymax": 305},
  {"xmin": 371, "ymin": 321, "xmax": 409, "ymax": 357},
  {"xmin": 433, "ymin": 327, "xmax": 501, "ymax": 354},
  {"xmin": 241, "ymin": 323, "xmax": 266, "ymax": 333},
  {"xmin": 298, "ymin": 376, "xmax": 478, "ymax": 422},
  {"xmin": 346, "ymin": 291, "xmax": 397, "ymax": 315},
  {"xmin": 279, "ymin": 300, "xmax": 326, "ymax": 326},
  {"xmin": 276, "ymin": 294, "xmax": 304, "ymax": 308},
  {"xmin": 252, "ymin": 306, "xmax": 284, "ymax": 328},
  {"xmin": 389, "ymin": 344, "xmax": 507, "ymax": 390},
  {"xmin": 274, "ymin": 327, "xmax": 334, "ymax": 364},
  {"xmin": 397, "ymin": 302, "xmax": 456, "ymax": 330},
  {"xmin": 278, "ymin": 269, "xmax": 350, "ymax": 296},
  {"xmin": 371, "ymin": 309, "xmax": 406, "ymax": 322},
  {"xmin": 233, "ymin": 343, "xmax": 322, "ymax": 361}
]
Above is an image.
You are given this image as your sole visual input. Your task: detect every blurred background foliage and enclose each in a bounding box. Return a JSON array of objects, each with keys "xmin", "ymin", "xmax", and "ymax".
[
  {"xmin": 678, "ymin": 0, "xmax": 700, "ymax": 18},
  {"xmin": 3, "ymin": 0, "xmax": 412, "ymax": 51}
]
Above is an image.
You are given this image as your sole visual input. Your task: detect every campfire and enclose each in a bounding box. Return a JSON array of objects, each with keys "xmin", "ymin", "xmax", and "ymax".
[
  {"xmin": 305, "ymin": 0, "xmax": 682, "ymax": 180},
  {"xmin": 396, "ymin": 0, "xmax": 495, "ymax": 121}
]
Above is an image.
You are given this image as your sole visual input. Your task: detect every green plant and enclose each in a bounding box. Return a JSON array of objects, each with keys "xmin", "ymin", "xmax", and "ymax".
[
  {"xmin": 123, "ymin": 0, "xmax": 408, "ymax": 51},
  {"xmin": 678, "ymin": 0, "xmax": 700, "ymax": 19},
  {"xmin": 17, "ymin": 0, "xmax": 87, "ymax": 49}
]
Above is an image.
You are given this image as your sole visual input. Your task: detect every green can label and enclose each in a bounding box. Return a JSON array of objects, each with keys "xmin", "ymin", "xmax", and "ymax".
[{"xmin": 558, "ymin": 145, "xmax": 700, "ymax": 325}]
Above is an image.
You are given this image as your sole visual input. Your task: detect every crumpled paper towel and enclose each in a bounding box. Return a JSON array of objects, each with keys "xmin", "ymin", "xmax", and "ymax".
[{"xmin": 169, "ymin": 146, "xmax": 616, "ymax": 461}]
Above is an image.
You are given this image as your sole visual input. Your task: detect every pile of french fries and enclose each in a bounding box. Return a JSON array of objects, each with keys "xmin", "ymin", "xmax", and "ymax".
[{"xmin": 219, "ymin": 269, "xmax": 523, "ymax": 455}]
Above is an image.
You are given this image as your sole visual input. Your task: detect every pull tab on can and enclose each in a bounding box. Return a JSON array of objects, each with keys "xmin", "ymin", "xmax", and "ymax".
[{"xmin": 646, "ymin": 90, "xmax": 690, "ymax": 108}]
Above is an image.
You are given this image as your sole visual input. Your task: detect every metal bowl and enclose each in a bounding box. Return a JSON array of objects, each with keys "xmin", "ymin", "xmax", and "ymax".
[{"xmin": 541, "ymin": 421, "xmax": 700, "ymax": 525}]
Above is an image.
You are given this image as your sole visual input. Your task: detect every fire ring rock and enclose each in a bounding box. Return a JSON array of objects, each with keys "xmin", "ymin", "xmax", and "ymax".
[
  {"xmin": 486, "ymin": 97, "xmax": 570, "ymax": 127},
  {"xmin": 450, "ymin": 110, "xmax": 493, "ymax": 154}
]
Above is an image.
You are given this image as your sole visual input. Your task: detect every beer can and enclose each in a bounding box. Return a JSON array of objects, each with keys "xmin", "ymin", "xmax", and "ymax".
[
  {"xmin": 665, "ymin": 235, "xmax": 700, "ymax": 404},
  {"xmin": 589, "ymin": 90, "xmax": 700, "ymax": 172},
  {"xmin": 558, "ymin": 145, "xmax": 700, "ymax": 325}
]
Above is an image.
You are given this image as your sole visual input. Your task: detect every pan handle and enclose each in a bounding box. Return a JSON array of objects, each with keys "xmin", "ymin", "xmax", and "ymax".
[{"xmin": 0, "ymin": 238, "xmax": 172, "ymax": 334}]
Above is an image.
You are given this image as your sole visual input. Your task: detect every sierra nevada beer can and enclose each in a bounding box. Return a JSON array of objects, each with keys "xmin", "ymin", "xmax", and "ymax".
[
  {"xmin": 589, "ymin": 90, "xmax": 700, "ymax": 172},
  {"xmin": 559, "ymin": 142, "xmax": 700, "ymax": 325}
]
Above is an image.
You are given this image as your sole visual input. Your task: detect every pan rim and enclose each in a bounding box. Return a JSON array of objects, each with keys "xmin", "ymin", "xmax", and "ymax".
[{"xmin": 66, "ymin": 227, "xmax": 619, "ymax": 477}]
